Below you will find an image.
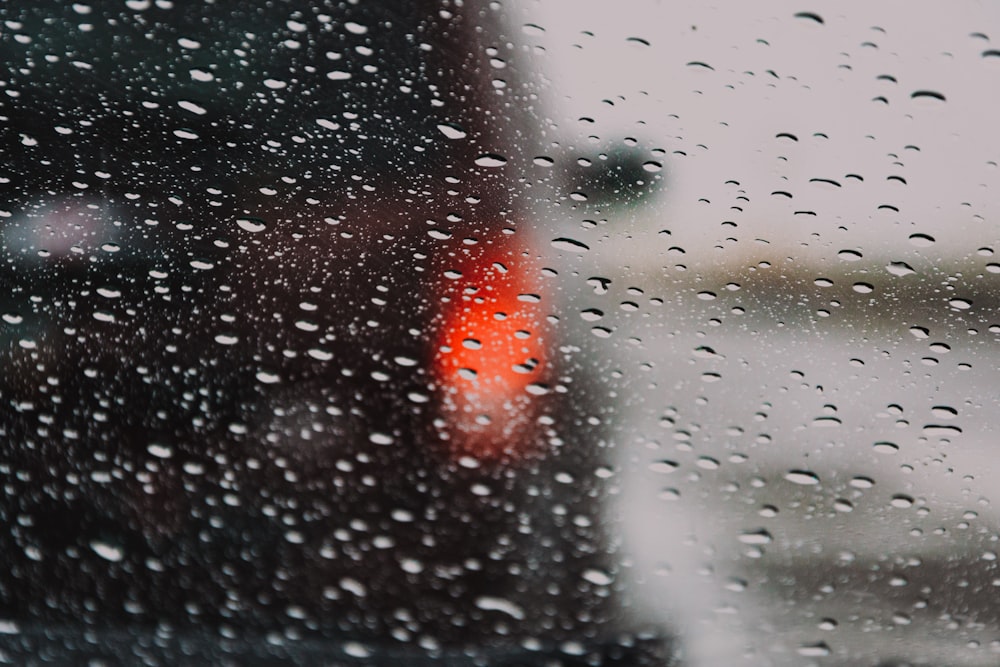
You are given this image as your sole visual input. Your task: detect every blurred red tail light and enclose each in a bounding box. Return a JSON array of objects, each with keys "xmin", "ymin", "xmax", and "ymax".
[{"xmin": 430, "ymin": 240, "xmax": 549, "ymax": 461}]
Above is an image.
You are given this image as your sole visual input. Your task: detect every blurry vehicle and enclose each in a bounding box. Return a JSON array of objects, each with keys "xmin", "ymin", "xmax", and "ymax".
[{"xmin": 0, "ymin": 1, "xmax": 674, "ymax": 664}]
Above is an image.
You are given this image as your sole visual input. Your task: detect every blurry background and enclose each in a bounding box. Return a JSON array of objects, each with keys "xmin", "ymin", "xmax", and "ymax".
[{"xmin": 516, "ymin": 1, "xmax": 1000, "ymax": 665}]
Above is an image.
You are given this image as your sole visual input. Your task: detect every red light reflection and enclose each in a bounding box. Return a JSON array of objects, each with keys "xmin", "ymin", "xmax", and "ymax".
[{"xmin": 431, "ymin": 240, "xmax": 548, "ymax": 461}]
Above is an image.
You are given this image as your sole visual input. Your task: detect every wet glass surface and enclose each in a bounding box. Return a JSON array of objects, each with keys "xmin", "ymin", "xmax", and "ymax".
[{"xmin": 2, "ymin": 1, "xmax": 1000, "ymax": 665}]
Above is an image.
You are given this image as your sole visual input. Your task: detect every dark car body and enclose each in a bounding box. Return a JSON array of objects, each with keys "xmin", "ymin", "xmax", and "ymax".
[{"xmin": 0, "ymin": 1, "xmax": 674, "ymax": 664}]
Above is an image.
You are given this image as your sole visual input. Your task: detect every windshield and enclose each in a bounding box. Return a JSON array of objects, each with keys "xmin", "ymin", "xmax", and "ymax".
[{"xmin": 2, "ymin": 1, "xmax": 999, "ymax": 666}]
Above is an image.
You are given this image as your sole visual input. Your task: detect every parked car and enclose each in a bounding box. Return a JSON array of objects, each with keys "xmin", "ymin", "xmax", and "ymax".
[{"xmin": 0, "ymin": 1, "xmax": 674, "ymax": 664}]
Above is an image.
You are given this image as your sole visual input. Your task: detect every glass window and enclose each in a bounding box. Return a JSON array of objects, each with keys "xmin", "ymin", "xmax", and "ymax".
[{"xmin": 2, "ymin": 1, "xmax": 998, "ymax": 665}]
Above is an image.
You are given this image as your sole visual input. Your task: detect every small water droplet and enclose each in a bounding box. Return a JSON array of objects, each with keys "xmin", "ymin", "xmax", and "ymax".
[
  {"xmin": 797, "ymin": 642, "xmax": 831, "ymax": 657},
  {"xmin": 90, "ymin": 540, "xmax": 124, "ymax": 562},
  {"xmin": 147, "ymin": 443, "xmax": 173, "ymax": 458},
  {"xmin": 834, "ymin": 499, "xmax": 854, "ymax": 512},
  {"xmin": 739, "ymin": 529, "xmax": 773, "ymax": 545},
  {"xmin": 474, "ymin": 154, "xmax": 507, "ymax": 168},
  {"xmin": 648, "ymin": 460, "xmax": 679, "ymax": 474},
  {"xmin": 850, "ymin": 476, "xmax": 875, "ymax": 489},
  {"xmin": 256, "ymin": 371, "xmax": 281, "ymax": 384},
  {"xmin": 911, "ymin": 90, "xmax": 946, "ymax": 103},
  {"xmin": 437, "ymin": 123, "xmax": 467, "ymax": 140},
  {"xmin": 475, "ymin": 596, "xmax": 526, "ymax": 619},
  {"xmin": 343, "ymin": 642, "xmax": 372, "ymax": 659},
  {"xmin": 582, "ymin": 569, "xmax": 613, "ymax": 585},
  {"xmin": 236, "ymin": 217, "xmax": 267, "ymax": 232},
  {"xmin": 890, "ymin": 494, "xmax": 914, "ymax": 508},
  {"xmin": 908, "ymin": 233, "xmax": 935, "ymax": 247},
  {"xmin": 369, "ymin": 432, "xmax": 393, "ymax": 445},
  {"xmin": 551, "ymin": 237, "xmax": 590, "ymax": 253},
  {"xmin": 587, "ymin": 276, "xmax": 611, "ymax": 294},
  {"xmin": 794, "ymin": 11, "xmax": 824, "ymax": 24},
  {"xmin": 887, "ymin": 261, "xmax": 915, "ymax": 276},
  {"xmin": 931, "ymin": 405, "xmax": 957, "ymax": 419},
  {"xmin": 785, "ymin": 470, "xmax": 820, "ymax": 485}
]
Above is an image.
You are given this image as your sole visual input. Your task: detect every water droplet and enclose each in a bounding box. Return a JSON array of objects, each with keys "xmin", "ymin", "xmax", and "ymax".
[
  {"xmin": 90, "ymin": 540, "xmax": 124, "ymax": 562},
  {"xmin": 642, "ymin": 161, "xmax": 663, "ymax": 173},
  {"xmin": 911, "ymin": 90, "xmax": 946, "ymax": 102},
  {"xmin": 437, "ymin": 123, "xmax": 467, "ymax": 140},
  {"xmin": 837, "ymin": 249, "xmax": 863, "ymax": 261},
  {"xmin": 183, "ymin": 462, "xmax": 205, "ymax": 475},
  {"xmin": 236, "ymin": 217, "xmax": 267, "ymax": 233},
  {"xmin": 739, "ymin": 529, "xmax": 773, "ymax": 545},
  {"xmin": 369, "ymin": 432, "xmax": 393, "ymax": 445},
  {"xmin": 551, "ymin": 237, "xmax": 590, "ymax": 253},
  {"xmin": 794, "ymin": 11, "xmax": 824, "ymax": 24},
  {"xmin": 848, "ymin": 477, "xmax": 875, "ymax": 489},
  {"xmin": 887, "ymin": 261, "xmax": 915, "ymax": 276},
  {"xmin": 931, "ymin": 406, "xmax": 957, "ymax": 419},
  {"xmin": 343, "ymin": 642, "xmax": 372, "ymax": 659},
  {"xmin": 178, "ymin": 100, "xmax": 207, "ymax": 115},
  {"xmin": 474, "ymin": 154, "xmax": 507, "ymax": 168},
  {"xmin": 533, "ymin": 156, "xmax": 555, "ymax": 167},
  {"xmin": 797, "ymin": 642, "xmax": 831, "ymax": 657},
  {"xmin": 581, "ymin": 569, "xmax": 613, "ymax": 585},
  {"xmin": 256, "ymin": 371, "xmax": 280, "ymax": 384},
  {"xmin": 580, "ymin": 308, "xmax": 604, "ymax": 321},
  {"xmin": 147, "ymin": 443, "xmax": 172, "ymax": 458},
  {"xmin": 475, "ymin": 596, "xmax": 526, "ymax": 619},
  {"xmin": 587, "ymin": 277, "xmax": 611, "ymax": 294},
  {"xmin": 785, "ymin": 470, "xmax": 820, "ymax": 485},
  {"xmin": 696, "ymin": 456, "xmax": 719, "ymax": 470},
  {"xmin": 834, "ymin": 499, "xmax": 854, "ymax": 512},
  {"xmin": 949, "ymin": 298, "xmax": 972, "ymax": 310},
  {"xmin": 873, "ymin": 441, "xmax": 899, "ymax": 454},
  {"xmin": 890, "ymin": 494, "xmax": 914, "ymax": 508},
  {"xmin": 852, "ymin": 282, "xmax": 874, "ymax": 294},
  {"xmin": 909, "ymin": 326, "xmax": 930, "ymax": 339},
  {"xmin": 908, "ymin": 233, "xmax": 935, "ymax": 247},
  {"xmin": 648, "ymin": 460, "xmax": 679, "ymax": 474}
]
